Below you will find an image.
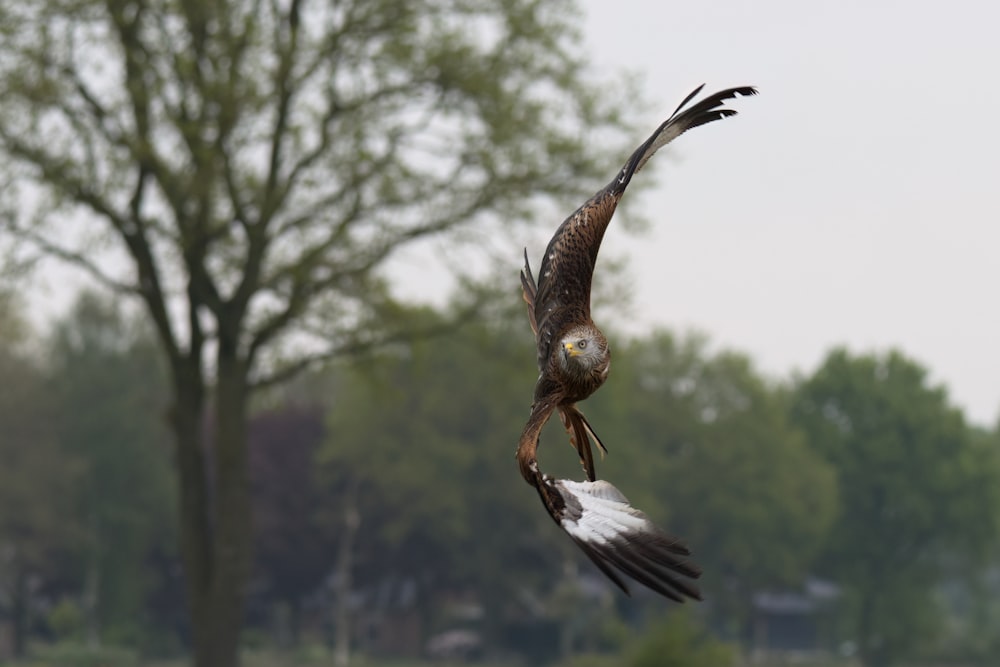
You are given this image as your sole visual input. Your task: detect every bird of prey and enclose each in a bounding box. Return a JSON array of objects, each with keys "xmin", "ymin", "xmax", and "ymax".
[{"xmin": 517, "ymin": 84, "xmax": 756, "ymax": 601}]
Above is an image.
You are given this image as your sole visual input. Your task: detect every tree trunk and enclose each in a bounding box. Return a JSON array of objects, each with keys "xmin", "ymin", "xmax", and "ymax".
[
  {"xmin": 857, "ymin": 591, "xmax": 886, "ymax": 667},
  {"xmin": 170, "ymin": 354, "xmax": 252, "ymax": 667},
  {"xmin": 333, "ymin": 480, "xmax": 361, "ymax": 667},
  {"xmin": 83, "ymin": 510, "xmax": 101, "ymax": 648},
  {"xmin": 11, "ymin": 563, "xmax": 26, "ymax": 659}
]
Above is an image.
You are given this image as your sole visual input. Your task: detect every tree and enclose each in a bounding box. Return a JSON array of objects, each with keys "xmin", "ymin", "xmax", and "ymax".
[
  {"xmin": 46, "ymin": 291, "xmax": 177, "ymax": 649},
  {"xmin": 0, "ymin": 1, "xmax": 634, "ymax": 665},
  {"xmin": 931, "ymin": 427, "xmax": 1000, "ymax": 666},
  {"xmin": 792, "ymin": 348, "xmax": 1000, "ymax": 667},
  {"xmin": 0, "ymin": 295, "xmax": 83, "ymax": 657},
  {"xmin": 627, "ymin": 611, "xmax": 735, "ymax": 667}
]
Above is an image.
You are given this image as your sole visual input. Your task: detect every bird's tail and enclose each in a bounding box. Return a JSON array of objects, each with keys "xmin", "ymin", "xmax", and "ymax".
[{"xmin": 610, "ymin": 84, "xmax": 757, "ymax": 196}]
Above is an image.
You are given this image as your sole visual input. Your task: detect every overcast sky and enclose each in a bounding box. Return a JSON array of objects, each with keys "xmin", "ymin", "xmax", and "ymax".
[{"xmin": 556, "ymin": 0, "xmax": 1000, "ymax": 426}]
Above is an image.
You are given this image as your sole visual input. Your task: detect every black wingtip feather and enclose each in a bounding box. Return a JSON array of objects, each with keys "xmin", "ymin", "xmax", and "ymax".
[
  {"xmin": 612, "ymin": 84, "xmax": 756, "ymax": 195},
  {"xmin": 574, "ymin": 538, "xmax": 633, "ymax": 596},
  {"xmin": 548, "ymin": 478, "xmax": 703, "ymax": 603},
  {"xmin": 615, "ymin": 535, "xmax": 703, "ymax": 600},
  {"xmin": 601, "ymin": 546, "xmax": 688, "ymax": 603},
  {"xmin": 669, "ymin": 83, "xmax": 707, "ymax": 117}
]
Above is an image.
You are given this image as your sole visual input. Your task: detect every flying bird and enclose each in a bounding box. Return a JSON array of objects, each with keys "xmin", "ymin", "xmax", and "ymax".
[{"xmin": 517, "ymin": 84, "xmax": 756, "ymax": 601}]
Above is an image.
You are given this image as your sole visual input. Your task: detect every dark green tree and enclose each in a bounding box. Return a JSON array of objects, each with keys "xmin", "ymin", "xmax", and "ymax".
[
  {"xmin": 0, "ymin": 295, "xmax": 84, "ymax": 657},
  {"xmin": 46, "ymin": 291, "xmax": 177, "ymax": 649},
  {"xmin": 0, "ymin": 1, "xmax": 635, "ymax": 664},
  {"xmin": 930, "ymin": 426, "xmax": 1000, "ymax": 666},
  {"xmin": 792, "ymin": 348, "xmax": 1000, "ymax": 667},
  {"xmin": 627, "ymin": 611, "xmax": 735, "ymax": 667}
]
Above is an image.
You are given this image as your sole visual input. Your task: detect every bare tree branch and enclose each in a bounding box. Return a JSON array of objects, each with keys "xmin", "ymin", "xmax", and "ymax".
[
  {"xmin": 249, "ymin": 299, "xmax": 482, "ymax": 392},
  {"xmin": 5, "ymin": 225, "xmax": 139, "ymax": 296},
  {"xmin": 0, "ymin": 126, "xmax": 183, "ymax": 362}
]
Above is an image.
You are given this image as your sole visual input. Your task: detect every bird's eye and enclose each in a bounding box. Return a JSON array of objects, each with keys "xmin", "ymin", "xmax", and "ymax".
[{"xmin": 577, "ymin": 339, "xmax": 588, "ymax": 349}]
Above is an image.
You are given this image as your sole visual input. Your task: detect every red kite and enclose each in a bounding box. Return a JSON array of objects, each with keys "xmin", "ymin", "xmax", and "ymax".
[{"xmin": 517, "ymin": 84, "xmax": 756, "ymax": 601}]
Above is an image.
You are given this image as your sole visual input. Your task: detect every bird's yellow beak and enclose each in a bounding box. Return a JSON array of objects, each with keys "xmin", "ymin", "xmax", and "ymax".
[{"xmin": 563, "ymin": 342, "xmax": 582, "ymax": 358}]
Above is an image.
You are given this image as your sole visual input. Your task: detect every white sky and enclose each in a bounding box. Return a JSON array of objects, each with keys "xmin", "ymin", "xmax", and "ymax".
[{"xmin": 575, "ymin": 0, "xmax": 1000, "ymax": 426}]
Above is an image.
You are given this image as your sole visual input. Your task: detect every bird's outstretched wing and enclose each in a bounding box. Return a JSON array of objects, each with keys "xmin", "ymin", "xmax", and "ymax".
[
  {"xmin": 530, "ymin": 84, "xmax": 757, "ymax": 369},
  {"xmin": 535, "ymin": 475, "xmax": 702, "ymax": 602}
]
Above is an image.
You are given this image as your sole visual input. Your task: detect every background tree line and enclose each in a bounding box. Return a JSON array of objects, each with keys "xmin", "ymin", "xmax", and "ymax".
[{"xmin": 1, "ymin": 288, "xmax": 998, "ymax": 667}]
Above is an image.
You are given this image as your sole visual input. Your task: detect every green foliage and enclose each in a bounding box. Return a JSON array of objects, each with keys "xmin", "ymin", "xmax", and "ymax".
[
  {"xmin": 43, "ymin": 291, "xmax": 178, "ymax": 649},
  {"xmin": 549, "ymin": 653, "xmax": 622, "ymax": 667},
  {"xmin": 792, "ymin": 348, "xmax": 1000, "ymax": 667},
  {"xmin": 0, "ymin": 299, "xmax": 84, "ymax": 656},
  {"xmin": 628, "ymin": 612, "xmax": 735, "ymax": 667},
  {"xmin": 320, "ymin": 308, "xmax": 550, "ymax": 601},
  {"xmin": 551, "ymin": 612, "xmax": 735, "ymax": 667},
  {"xmin": 47, "ymin": 599, "xmax": 85, "ymax": 642},
  {"xmin": 0, "ymin": 287, "xmax": 28, "ymax": 347},
  {"xmin": 932, "ymin": 428, "xmax": 1000, "ymax": 666},
  {"xmin": 0, "ymin": 348, "xmax": 82, "ymax": 559},
  {"xmin": 26, "ymin": 642, "xmax": 139, "ymax": 667}
]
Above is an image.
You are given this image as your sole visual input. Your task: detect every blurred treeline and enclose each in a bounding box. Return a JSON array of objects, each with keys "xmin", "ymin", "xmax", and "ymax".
[{"xmin": 1, "ymin": 287, "xmax": 998, "ymax": 667}]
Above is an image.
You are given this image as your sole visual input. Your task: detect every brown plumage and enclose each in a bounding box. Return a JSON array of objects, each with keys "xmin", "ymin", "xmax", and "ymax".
[{"xmin": 516, "ymin": 84, "xmax": 756, "ymax": 601}]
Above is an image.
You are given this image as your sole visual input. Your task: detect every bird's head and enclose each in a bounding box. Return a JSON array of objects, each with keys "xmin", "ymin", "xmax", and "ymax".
[{"xmin": 558, "ymin": 326, "xmax": 609, "ymax": 375}]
